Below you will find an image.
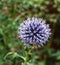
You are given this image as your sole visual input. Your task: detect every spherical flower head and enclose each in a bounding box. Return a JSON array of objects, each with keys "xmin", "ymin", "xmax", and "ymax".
[{"xmin": 18, "ymin": 17, "xmax": 51, "ymax": 47}]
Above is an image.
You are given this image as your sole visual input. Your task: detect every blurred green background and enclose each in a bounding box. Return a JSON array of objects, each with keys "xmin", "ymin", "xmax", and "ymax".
[{"xmin": 0, "ymin": 0, "xmax": 60, "ymax": 65}]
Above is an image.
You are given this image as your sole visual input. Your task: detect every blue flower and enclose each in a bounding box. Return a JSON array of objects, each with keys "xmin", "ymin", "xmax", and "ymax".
[{"xmin": 18, "ymin": 17, "xmax": 51, "ymax": 46}]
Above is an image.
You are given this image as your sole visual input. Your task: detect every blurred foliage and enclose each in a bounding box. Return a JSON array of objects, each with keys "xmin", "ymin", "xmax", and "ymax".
[{"xmin": 0, "ymin": 0, "xmax": 60, "ymax": 65}]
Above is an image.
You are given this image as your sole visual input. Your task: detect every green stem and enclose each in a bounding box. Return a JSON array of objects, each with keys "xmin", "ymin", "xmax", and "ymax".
[
  {"xmin": 24, "ymin": 59, "xmax": 27, "ymax": 65},
  {"xmin": 23, "ymin": 53, "xmax": 28, "ymax": 65},
  {"xmin": 23, "ymin": 47, "xmax": 32, "ymax": 65}
]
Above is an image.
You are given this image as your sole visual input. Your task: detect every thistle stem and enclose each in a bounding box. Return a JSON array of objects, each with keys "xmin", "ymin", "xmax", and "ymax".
[{"xmin": 23, "ymin": 47, "xmax": 32, "ymax": 65}]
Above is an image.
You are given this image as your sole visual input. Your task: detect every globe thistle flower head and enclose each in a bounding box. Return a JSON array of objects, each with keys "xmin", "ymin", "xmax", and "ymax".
[{"xmin": 18, "ymin": 17, "xmax": 51, "ymax": 47}]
